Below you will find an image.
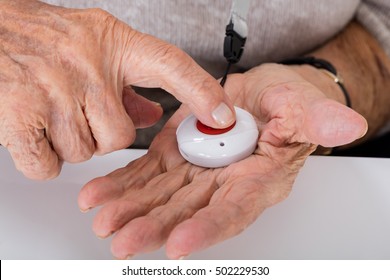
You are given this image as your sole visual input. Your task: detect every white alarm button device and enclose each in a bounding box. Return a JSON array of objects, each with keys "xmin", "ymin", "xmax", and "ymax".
[{"xmin": 176, "ymin": 106, "xmax": 259, "ymax": 168}]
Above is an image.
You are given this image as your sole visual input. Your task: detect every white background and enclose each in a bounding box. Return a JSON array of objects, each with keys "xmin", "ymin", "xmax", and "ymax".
[{"xmin": 1, "ymin": 147, "xmax": 390, "ymax": 260}]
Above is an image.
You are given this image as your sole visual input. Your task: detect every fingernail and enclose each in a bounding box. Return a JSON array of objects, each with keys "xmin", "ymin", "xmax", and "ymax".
[
  {"xmin": 154, "ymin": 102, "xmax": 162, "ymax": 107},
  {"xmin": 80, "ymin": 207, "xmax": 91, "ymax": 213},
  {"xmin": 212, "ymin": 103, "xmax": 235, "ymax": 126},
  {"xmin": 114, "ymin": 254, "xmax": 134, "ymax": 260},
  {"xmin": 360, "ymin": 120, "xmax": 368, "ymax": 138},
  {"xmin": 178, "ymin": 255, "xmax": 188, "ymax": 260},
  {"xmin": 96, "ymin": 231, "xmax": 113, "ymax": 240}
]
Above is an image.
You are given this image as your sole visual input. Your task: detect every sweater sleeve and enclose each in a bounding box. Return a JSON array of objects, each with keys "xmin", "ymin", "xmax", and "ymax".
[{"xmin": 356, "ymin": 0, "xmax": 390, "ymax": 58}]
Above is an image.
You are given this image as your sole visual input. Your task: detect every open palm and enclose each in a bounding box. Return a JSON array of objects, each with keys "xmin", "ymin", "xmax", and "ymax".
[{"xmin": 78, "ymin": 64, "xmax": 367, "ymax": 259}]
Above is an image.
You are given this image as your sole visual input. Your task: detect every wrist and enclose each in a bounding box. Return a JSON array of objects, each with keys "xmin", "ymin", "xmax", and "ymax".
[{"xmin": 285, "ymin": 64, "xmax": 349, "ymax": 106}]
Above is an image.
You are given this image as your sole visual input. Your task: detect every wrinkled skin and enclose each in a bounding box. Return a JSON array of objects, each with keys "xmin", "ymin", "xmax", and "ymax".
[
  {"xmin": 78, "ymin": 64, "xmax": 367, "ymax": 259},
  {"xmin": 0, "ymin": 0, "xmax": 234, "ymax": 180}
]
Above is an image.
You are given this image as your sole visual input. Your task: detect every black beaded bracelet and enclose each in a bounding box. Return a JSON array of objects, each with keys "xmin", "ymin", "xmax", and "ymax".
[{"xmin": 280, "ymin": 56, "xmax": 352, "ymax": 108}]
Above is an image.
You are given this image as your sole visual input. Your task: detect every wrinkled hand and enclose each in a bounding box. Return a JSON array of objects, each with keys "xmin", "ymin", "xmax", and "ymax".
[
  {"xmin": 78, "ymin": 64, "xmax": 367, "ymax": 259},
  {"xmin": 0, "ymin": 0, "xmax": 234, "ymax": 179}
]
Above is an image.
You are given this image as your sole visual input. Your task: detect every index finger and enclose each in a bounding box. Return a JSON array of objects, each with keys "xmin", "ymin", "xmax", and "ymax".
[{"xmin": 120, "ymin": 30, "xmax": 236, "ymax": 128}]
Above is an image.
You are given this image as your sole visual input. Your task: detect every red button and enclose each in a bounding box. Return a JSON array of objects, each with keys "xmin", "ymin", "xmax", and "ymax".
[{"xmin": 196, "ymin": 120, "xmax": 236, "ymax": 135}]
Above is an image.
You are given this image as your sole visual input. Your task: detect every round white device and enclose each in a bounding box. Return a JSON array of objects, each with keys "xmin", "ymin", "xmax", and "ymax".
[{"xmin": 176, "ymin": 106, "xmax": 259, "ymax": 168}]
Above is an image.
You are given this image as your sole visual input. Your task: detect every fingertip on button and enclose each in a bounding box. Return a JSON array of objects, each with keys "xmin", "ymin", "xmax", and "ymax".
[
  {"xmin": 176, "ymin": 106, "xmax": 259, "ymax": 168},
  {"xmin": 196, "ymin": 120, "xmax": 236, "ymax": 135},
  {"xmin": 211, "ymin": 103, "xmax": 236, "ymax": 127}
]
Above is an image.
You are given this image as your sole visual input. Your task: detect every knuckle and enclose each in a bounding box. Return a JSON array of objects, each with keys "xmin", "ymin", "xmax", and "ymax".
[
  {"xmin": 57, "ymin": 144, "xmax": 94, "ymax": 163},
  {"xmin": 133, "ymin": 35, "xmax": 186, "ymax": 72},
  {"xmin": 86, "ymin": 7, "xmax": 114, "ymax": 21},
  {"xmin": 190, "ymin": 76, "xmax": 221, "ymax": 103},
  {"xmin": 69, "ymin": 150, "xmax": 94, "ymax": 163},
  {"xmin": 159, "ymin": 43, "xmax": 186, "ymax": 60},
  {"xmin": 158, "ymin": 44, "xmax": 189, "ymax": 73},
  {"xmin": 50, "ymin": 126, "xmax": 95, "ymax": 163},
  {"xmin": 17, "ymin": 154, "xmax": 61, "ymax": 180},
  {"xmin": 96, "ymin": 132, "xmax": 136, "ymax": 155},
  {"xmin": 80, "ymin": 8, "xmax": 117, "ymax": 39},
  {"xmin": 4, "ymin": 124, "xmax": 60, "ymax": 180}
]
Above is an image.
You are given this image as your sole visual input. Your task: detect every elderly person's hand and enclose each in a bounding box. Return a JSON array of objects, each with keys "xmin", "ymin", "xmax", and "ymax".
[
  {"xmin": 78, "ymin": 64, "xmax": 367, "ymax": 259},
  {"xmin": 0, "ymin": 0, "xmax": 234, "ymax": 179}
]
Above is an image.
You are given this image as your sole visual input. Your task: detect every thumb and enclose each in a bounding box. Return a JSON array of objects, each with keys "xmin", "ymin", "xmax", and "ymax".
[
  {"xmin": 261, "ymin": 98, "xmax": 368, "ymax": 147},
  {"xmin": 122, "ymin": 87, "xmax": 163, "ymax": 129},
  {"xmin": 120, "ymin": 30, "xmax": 235, "ymax": 128},
  {"xmin": 302, "ymin": 99, "xmax": 368, "ymax": 147}
]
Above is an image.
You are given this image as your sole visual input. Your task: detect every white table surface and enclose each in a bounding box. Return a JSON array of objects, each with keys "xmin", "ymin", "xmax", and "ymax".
[{"xmin": 1, "ymin": 146, "xmax": 389, "ymax": 260}]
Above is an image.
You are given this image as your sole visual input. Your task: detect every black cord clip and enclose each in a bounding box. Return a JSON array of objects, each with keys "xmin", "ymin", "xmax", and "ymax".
[{"xmin": 223, "ymin": 21, "xmax": 247, "ymax": 64}]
